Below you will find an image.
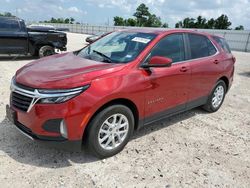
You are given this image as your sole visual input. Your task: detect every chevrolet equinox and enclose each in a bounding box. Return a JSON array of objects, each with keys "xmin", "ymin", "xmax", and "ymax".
[{"xmin": 6, "ymin": 29, "xmax": 235, "ymax": 158}]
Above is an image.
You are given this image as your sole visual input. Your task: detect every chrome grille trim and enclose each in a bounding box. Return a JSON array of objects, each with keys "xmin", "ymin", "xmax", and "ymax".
[{"xmin": 10, "ymin": 79, "xmax": 84, "ymax": 113}]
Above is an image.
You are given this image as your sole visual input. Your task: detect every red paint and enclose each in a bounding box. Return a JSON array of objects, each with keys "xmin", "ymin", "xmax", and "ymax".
[
  {"xmin": 13, "ymin": 29, "xmax": 235, "ymax": 141},
  {"xmin": 148, "ymin": 56, "xmax": 172, "ymax": 67}
]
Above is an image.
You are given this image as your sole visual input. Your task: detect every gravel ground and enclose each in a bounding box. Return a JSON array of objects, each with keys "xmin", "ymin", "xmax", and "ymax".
[{"xmin": 0, "ymin": 33, "xmax": 249, "ymax": 188}]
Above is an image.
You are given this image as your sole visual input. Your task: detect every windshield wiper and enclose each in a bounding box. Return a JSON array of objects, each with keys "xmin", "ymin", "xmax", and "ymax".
[{"xmin": 93, "ymin": 50, "xmax": 112, "ymax": 63}]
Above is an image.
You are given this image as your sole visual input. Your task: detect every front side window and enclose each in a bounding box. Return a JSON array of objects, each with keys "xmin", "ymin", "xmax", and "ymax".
[
  {"xmin": 145, "ymin": 34, "xmax": 185, "ymax": 63},
  {"xmin": 0, "ymin": 19, "xmax": 20, "ymax": 31},
  {"xmin": 188, "ymin": 34, "xmax": 217, "ymax": 59},
  {"xmin": 77, "ymin": 32, "xmax": 156, "ymax": 64}
]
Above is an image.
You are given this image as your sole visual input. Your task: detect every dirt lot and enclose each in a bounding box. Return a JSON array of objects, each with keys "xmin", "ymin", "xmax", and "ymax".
[{"xmin": 0, "ymin": 33, "xmax": 249, "ymax": 188}]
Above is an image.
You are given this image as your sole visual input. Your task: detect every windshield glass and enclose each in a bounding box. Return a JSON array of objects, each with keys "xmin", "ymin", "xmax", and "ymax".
[{"xmin": 77, "ymin": 32, "xmax": 157, "ymax": 63}]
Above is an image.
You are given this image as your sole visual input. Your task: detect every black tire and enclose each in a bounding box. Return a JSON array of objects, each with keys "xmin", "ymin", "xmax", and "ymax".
[
  {"xmin": 202, "ymin": 80, "xmax": 227, "ymax": 113},
  {"xmin": 86, "ymin": 105, "xmax": 134, "ymax": 158},
  {"xmin": 39, "ymin": 45, "xmax": 55, "ymax": 58}
]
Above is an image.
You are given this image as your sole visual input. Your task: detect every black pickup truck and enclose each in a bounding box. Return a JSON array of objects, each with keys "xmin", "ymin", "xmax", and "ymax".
[{"xmin": 0, "ymin": 17, "xmax": 67, "ymax": 58}]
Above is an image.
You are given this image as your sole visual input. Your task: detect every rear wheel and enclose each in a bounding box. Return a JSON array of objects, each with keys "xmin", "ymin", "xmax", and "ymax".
[
  {"xmin": 39, "ymin": 45, "xmax": 55, "ymax": 58},
  {"xmin": 202, "ymin": 80, "xmax": 226, "ymax": 112},
  {"xmin": 86, "ymin": 105, "xmax": 134, "ymax": 158}
]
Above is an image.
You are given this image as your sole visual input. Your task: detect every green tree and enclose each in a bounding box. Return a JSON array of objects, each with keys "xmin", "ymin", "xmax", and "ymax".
[
  {"xmin": 114, "ymin": 16, "xmax": 124, "ymax": 26},
  {"xmin": 146, "ymin": 14, "xmax": 162, "ymax": 27},
  {"xmin": 125, "ymin": 18, "xmax": 136, "ymax": 26},
  {"xmin": 235, "ymin": 25, "xmax": 244, "ymax": 30},
  {"xmin": 162, "ymin": 23, "xmax": 168, "ymax": 28},
  {"xmin": 133, "ymin": 3, "xmax": 150, "ymax": 26},
  {"xmin": 57, "ymin": 18, "xmax": 65, "ymax": 23},
  {"xmin": 195, "ymin": 16, "xmax": 207, "ymax": 28},
  {"xmin": 214, "ymin": 14, "xmax": 231, "ymax": 29},
  {"xmin": 41, "ymin": 17, "xmax": 76, "ymax": 24},
  {"xmin": 176, "ymin": 14, "xmax": 234, "ymax": 29},
  {"xmin": 50, "ymin": 17, "xmax": 56, "ymax": 23},
  {"xmin": 0, "ymin": 12, "xmax": 15, "ymax": 17},
  {"xmin": 206, "ymin": 18, "xmax": 215, "ymax": 29},
  {"xmin": 175, "ymin": 21, "xmax": 183, "ymax": 28},
  {"xmin": 70, "ymin": 17, "xmax": 75, "ymax": 24},
  {"xmin": 65, "ymin": 18, "xmax": 70, "ymax": 24},
  {"xmin": 182, "ymin": 17, "xmax": 195, "ymax": 28},
  {"xmin": 113, "ymin": 3, "xmax": 168, "ymax": 28}
]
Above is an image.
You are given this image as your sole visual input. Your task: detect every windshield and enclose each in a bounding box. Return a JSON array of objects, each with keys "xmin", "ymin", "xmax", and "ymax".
[{"xmin": 77, "ymin": 32, "xmax": 156, "ymax": 63}]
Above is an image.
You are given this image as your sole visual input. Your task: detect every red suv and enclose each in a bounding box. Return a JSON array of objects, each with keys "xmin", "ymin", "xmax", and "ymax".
[{"xmin": 6, "ymin": 29, "xmax": 235, "ymax": 158}]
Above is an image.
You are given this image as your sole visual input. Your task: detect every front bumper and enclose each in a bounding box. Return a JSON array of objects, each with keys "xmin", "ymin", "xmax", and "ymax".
[
  {"xmin": 6, "ymin": 90, "xmax": 91, "ymax": 151},
  {"xmin": 7, "ymin": 80, "xmax": 96, "ymax": 150},
  {"xmin": 10, "ymin": 112, "xmax": 82, "ymax": 151}
]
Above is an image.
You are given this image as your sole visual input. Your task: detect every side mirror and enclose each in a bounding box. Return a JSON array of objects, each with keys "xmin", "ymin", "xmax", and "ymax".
[
  {"xmin": 85, "ymin": 36, "xmax": 99, "ymax": 44},
  {"xmin": 141, "ymin": 56, "xmax": 173, "ymax": 68}
]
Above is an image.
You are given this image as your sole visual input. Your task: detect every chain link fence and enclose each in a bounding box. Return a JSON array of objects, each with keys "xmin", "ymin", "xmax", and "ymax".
[{"xmin": 37, "ymin": 23, "xmax": 250, "ymax": 52}]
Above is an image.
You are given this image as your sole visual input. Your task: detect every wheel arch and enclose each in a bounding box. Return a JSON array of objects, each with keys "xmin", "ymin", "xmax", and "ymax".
[
  {"xmin": 31, "ymin": 43, "xmax": 54, "ymax": 54},
  {"xmin": 82, "ymin": 98, "xmax": 140, "ymax": 142},
  {"xmin": 218, "ymin": 76, "xmax": 229, "ymax": 92}
]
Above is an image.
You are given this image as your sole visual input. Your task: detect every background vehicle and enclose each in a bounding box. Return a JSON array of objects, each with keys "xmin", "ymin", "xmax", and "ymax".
[
  {"xmin": 7, "ymin": 29, "xmax": 235, "ymax": 158},
  {"xmin": 27, "ymin": 24, "xmax": 56, "ymax": 32},
  {"xmin": 0, "ymin": 17, "xmax": 67, "ymax": 58},
  {"xmin": 28, "ymin": 24, "xmax": 70, "ymax": 32},
  {"xmin": 85, "ymin": 32, "xmax": 111, "ymax": 43}
]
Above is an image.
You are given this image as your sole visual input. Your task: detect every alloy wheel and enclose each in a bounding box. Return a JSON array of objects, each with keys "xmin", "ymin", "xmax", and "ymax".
[
  {"xmin": 212, "ymin": 85, "xmax": 225, "ymax": 108},
  {"xmin": 98, "ymin": 114, "xmax": 129, "ymax": 150}
]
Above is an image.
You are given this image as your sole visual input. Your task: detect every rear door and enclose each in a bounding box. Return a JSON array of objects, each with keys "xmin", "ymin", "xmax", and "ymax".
[
  {"xmin": 0, "ymin": 18, "xmax": 28, "ymax": 54},
  {"xmin": 185, "ymin": 33, "xmax": 222, "ymax": 106},
  {"xmin": 142, "ymin": 33, "xmax": 191, "ymax": 123},
  {"xmin": 212, "ymin": 36, "xmax": 235, "ymax": 84}
]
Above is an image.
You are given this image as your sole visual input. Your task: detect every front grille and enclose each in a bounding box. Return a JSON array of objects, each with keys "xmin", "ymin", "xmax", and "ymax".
[
  {"xmin": 11, "ymin": 92, "xmax": 33, "ymax": 112},
  {"xmin": 10, "ymin": 78, "xmax": 83, "ymax": 113},
  {"xmin": 10, "ymin": 79, "xmax": 37, "ymax": 112}
]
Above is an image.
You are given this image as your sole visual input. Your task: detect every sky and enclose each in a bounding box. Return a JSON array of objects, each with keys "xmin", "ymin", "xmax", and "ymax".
[{"xmin": 1, "ymin": 0, "xmax": 250, "ymax": 29}]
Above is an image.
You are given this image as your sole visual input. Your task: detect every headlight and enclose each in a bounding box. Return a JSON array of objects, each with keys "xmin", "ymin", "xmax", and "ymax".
[{"xmin": 38, "ymin": 85, "xmax": 90, "ymax": 104}]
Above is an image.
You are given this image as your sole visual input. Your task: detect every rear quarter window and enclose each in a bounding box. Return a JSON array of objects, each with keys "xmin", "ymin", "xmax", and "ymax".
[
  {"xmin": 188, "ymin": 34, "xmax": 217, "ymax": 59},
  {"xmin": 212, "ymin": 36, "xmax": 231, "ymax": 54}
]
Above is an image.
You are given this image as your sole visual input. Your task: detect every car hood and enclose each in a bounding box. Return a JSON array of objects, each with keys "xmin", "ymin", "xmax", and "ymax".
[{"xmin": 15, "ymin": 52, "xmax": 125, "ymax": 89}]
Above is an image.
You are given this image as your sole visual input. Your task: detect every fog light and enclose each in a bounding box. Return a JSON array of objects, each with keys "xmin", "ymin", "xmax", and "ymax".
[{"xmin": 60, "ymin": 120, "xmax": 68, "ymax": 139}]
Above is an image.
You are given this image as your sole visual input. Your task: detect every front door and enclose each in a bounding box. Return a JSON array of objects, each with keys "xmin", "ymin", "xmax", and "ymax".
[
  {"xmin": 0, "ymin": 19, "xmax": 28, "ymax": 54},
  {"xmin": 142, "ymin": 33, "xmax": 191, "ymax": 124}
]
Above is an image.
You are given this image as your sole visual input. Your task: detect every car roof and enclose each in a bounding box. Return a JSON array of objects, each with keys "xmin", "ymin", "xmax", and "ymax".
[
  {"xmin": 0, "ymin": 16, "xmax": 23, "ymax": 22},
  {"xmin": 121, "ymin": 28, "xmax": 217, "ymax": 38}
]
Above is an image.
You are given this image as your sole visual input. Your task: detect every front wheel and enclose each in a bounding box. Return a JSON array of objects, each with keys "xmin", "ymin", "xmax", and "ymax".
[
  {"xmin": 86, "ymin": 105, "xmax": 134, "ymax": 158},
  {"xmin": 39, "ymin": 45, "xmax": 55, "ymax": 58},
  {"xmin": 202, "ymin": 80, "xmax": 226, "ymax": 112}
]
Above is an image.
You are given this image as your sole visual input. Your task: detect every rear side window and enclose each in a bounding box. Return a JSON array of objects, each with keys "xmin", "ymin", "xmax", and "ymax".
[
  {"xmin": 212, "ymin": 36, "xmax": 231, "ymax": 53},
  {"xmin": 0, "ymin": 19, "xmax": 20, "ymax": 31},
  {"xmin": 149, "ymin": 34, "xmax": 185, "ymax": 63},
  {"xmin": 188, "ymin": 34, "xmax": 217, "ymax": 59}
]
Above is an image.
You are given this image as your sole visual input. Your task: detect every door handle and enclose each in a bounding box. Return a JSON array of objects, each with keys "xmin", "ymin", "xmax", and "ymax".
[
  {"xmin": 214, "ymin": 60, "xmax": 219, "ymax": 64},
  {"xmin": 180, "ymin": 66, "xmax": 188, "ymax": 72}
]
